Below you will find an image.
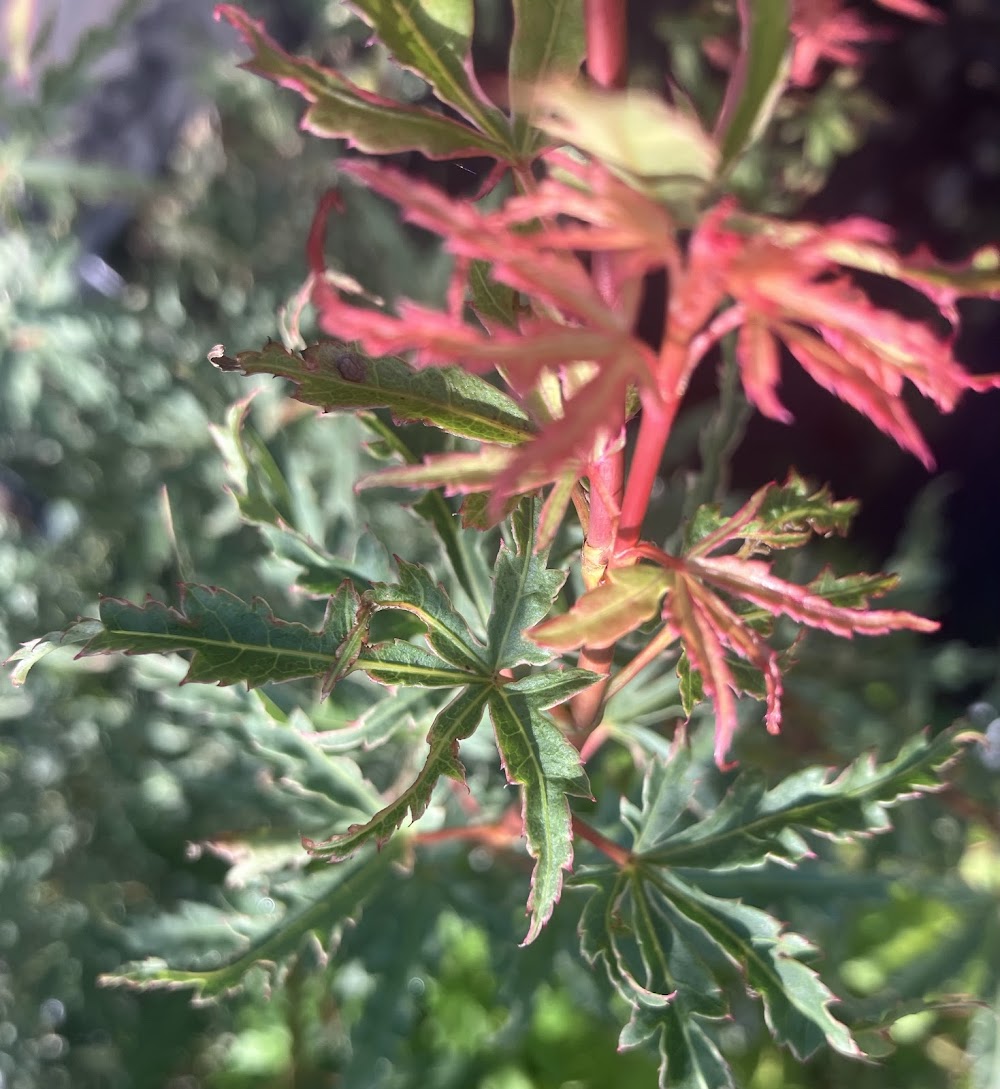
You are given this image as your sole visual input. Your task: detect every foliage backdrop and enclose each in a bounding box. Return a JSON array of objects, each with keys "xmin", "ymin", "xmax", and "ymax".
[{"xmin": 2, "ymin": 3, "xmax": 1000, "ymax": 1088}]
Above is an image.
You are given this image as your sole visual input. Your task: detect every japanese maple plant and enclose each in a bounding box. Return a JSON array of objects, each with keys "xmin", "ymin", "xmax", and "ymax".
[{"xmin": 11, "ymin": 0, "xmax": 1000, "ymax": 1084}]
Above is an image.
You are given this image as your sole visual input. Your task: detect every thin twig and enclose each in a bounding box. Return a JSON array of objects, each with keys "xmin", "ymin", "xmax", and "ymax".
[{"xmin": 573, "ymin": 814, "xmax": 632, "ymax": 868}]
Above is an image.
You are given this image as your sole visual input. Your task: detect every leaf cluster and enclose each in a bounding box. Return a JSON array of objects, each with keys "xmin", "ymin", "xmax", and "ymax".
[{"xmin": 7, "ymin": 3, "xmax": 1000, "ymax": 1088}]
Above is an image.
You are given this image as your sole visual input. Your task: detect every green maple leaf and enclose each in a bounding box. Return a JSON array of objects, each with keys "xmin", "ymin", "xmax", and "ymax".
[
  {"xmin": 304, "ymin": 683, "xmax": 492, "ymax": 860},
  {"xmin": 309, "ymin": 501, "xmax": 593, "ymax": 941},
  {"xmin": 575, "ymin": 727, "xmax": 970, "ymax": 1086},
  {"xmin": 232, "ymin": 340, "xmax": 534, "ymax": 447},
  {"xmin": 215, "ymin": 5, "xmax": 510, "ymax": 160},
  {"xmin": 684, "ymin": 472, "xmax": 858, "ymax": 555},
  {"xmin": 347, "ymin": 0, "xmax": 510, "ymax": 145},
  {"xmin": 40, "ymin": 581, "xmax": 371, "ymax": 695},
  {"xmin": 101, "ymin": 845, "xmax": 400, "ymax": 1004},
  {"xmin": 11, "ymin": 492, "xmax": 592, "ymax": 943},
  {"xmin": 508, "ymin": 0, "xmax": 586, "ymax": 155},
  {"xmin": 209, "ymin": 396, "xmax": 397, "ymax": 598},
  {"xmin": 489, "ymin": 675, "xmax": 592, "ymax": 943},
  {"xmin": 635, "ymin": 727, "xmax": 967, "ymax": 869}
]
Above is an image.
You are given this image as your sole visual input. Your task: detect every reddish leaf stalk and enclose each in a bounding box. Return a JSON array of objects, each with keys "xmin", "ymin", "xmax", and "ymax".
[
  {"xmin": 306, "ymin": 189, "xmax": 343, "ymax": 278},
  {"xmin": 584, "ymin": 0, "xmax": 628, "ymax": 89},
  {"xmin": 571, "ymin": 0, "xmax": 628, "ymax": 732},
  {"xmin": 616, "ymin": 334, "xmax": 693, "ymax": 554},
  {"xmin": 579, "ymin": 253, "xmax": 625, "ymax": 591},
  {"xmin": 581, "ymin": 0, "xmax": 628, "ymax": 565},
  {"xmin": 413, "ymin": 823, "xmax": 520, "ymax": 849},
  {"xmin": 605, "ymin": 623, "xmax": 682, "ymax": 700},
  {"xmin": 572, "ymin": 646, "xmax": 615, "ymax": 732},
  {"xmin": 579, "ymin": 721, "xmax": 612, "ymax": 764},
  {"xmin": 615, "ymin": 393, "xmax": 681, "ymax": 554},
  {"xmin": 572, "ymin": 814, "xmax": 632, "ymax": 868},
  {"xmin": 573, "ymin": 267, "xmax": 625, "ymax": 728},
  {"xmin": 413, "ymin": 814, "xmax": 522, "ymax": 851}
]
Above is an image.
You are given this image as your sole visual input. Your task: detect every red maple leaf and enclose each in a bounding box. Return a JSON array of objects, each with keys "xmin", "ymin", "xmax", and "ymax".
[
  {"xmin": 532, "ymin": 482, "xmax": 938, "ymax": 766},
  {"xmin": 672, "ymin": 203, "xmax": 1000, "ymax": 469},
  {"xmin": 306, "ymin": 158, "xmax": 674, "ymax": 518},
  {"xmin": 308, "ymin": 158, "xmax": 999, "ymax": 539},
  {"xmin": 873, "ymin": 0, "xmax": 943, "ymax": 23},
  {"xmin": 790, "ymin": 0, "xmax": 882, "ymax": 86},
  {"xmin": 789, "ymin": 0, "xmax": 942, "ymax": 87}
]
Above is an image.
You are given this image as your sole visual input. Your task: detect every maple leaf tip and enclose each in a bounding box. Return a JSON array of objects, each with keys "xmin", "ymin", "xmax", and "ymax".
[{"xmin": 213, "ymin": 4, "xmax": 247, "ymax": 28}]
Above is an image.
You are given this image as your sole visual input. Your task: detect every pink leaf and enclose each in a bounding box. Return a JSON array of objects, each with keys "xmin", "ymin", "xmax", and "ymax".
[{"xmin": 693, "ymin": 555, "xmax": 938, "ymax": 639}]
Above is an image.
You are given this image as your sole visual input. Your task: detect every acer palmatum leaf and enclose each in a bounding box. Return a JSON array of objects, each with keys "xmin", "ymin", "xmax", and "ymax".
[
  {"xmin": 676, "ymin": 201, "xmax": 1000, "ymax": 467},
  {"xmin": 537, "ymin": 474, "xmax": 938, "ymax": 766}
]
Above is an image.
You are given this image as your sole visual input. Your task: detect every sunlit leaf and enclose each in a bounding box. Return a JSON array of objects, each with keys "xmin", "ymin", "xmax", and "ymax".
[
  {"xmin": 5, "ymin": 620, "xmax": 104, "ymax": 685},
  {"xmin": 348, "ymin": 0, "xmax": 510, "ymax": 144},
  {"xmin": 823, "ymin": 240, "xmax": 1000, "ymax": 325},
  {"xmin": 488, "ymin": 682, "xmax": 590, "ymax": 944},
  {"xmin": 635, "ymin": 726, "xmax": 969, "ymax": 867},
  {"xmin": 76, "ymin": 582, "xmax": 369, "ymax": 691},
  {"xmin": 233, "ymin": 339, "xmax": 534, "ymax": 445},
  {"xmin": 360, "ymin": 640, "xmax": 479, "ymax": 687},
  {"xmin": 688, "ymin": 207, "xmax": 1000, "ymax": 469},
  {"xmin": 508, "ymin": 0, "xmax": 586, "ymax": 154},
  {"xmin": 369, "ymin": 559, "xmax": 489, "ymax": 674},
  {"xmin": 216, "ymin": 5, "xmax": 507, "ymax": 159},
  {"xmin": 684, "ymin": 473, "xmax": 857, "ymax": 555},
  {"xmin": 531, "ymin": 82, "xmax": 719, "ymax": 195},
  {"xmin": 502, "ymin": 668, "xmax": 602, "ymax": 708},
  {"xmin": 576, "ymin": 731, "xmax": 966, "ymax": 1084},
  {"xmin": 529, "ymin": 565, "xmax": 669, "ymax": 652},
  {"xmin": 621, "ymin": 490, "xmax": 937, "ymax": 764}
]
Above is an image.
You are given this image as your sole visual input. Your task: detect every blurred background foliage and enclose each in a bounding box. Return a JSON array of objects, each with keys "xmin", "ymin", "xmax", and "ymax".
[{"xmin": 1, "ymin": 1, "xmax": 999, "ymax": 1087}]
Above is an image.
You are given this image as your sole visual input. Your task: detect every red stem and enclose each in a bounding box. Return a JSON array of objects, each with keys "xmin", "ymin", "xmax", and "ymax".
[
  {"xmin": 306, "ymin": 190, "xmax": 343, "ymax": 277},
  {"xmin": 582, "ymin": 0, "xmax": 627, "ymax": 562},
  {"xmin": 573, "ymin": 262, "xmax": 625, "ymax": 729},
  {"xmin": 568, "ymin": 0, "xmax": 628, "ymax": 733},
  {"xmin": 573, "ymin": 814, "xmax": 632, "ymax": 868},
  {"xmin": 413, "ymin": 805, "xmax": 524, "ymax": 851},
  {"xmin": 571, "ymin": 645, "xmax": 614, "ymax": 731},
  {"xmin": 616, "ymin": 335, "xmax": 692, "ymax": 554},
  {"xmin": 579, "ymin": 721, "xmax": 611, "ymax": 764},
  {"xmin": 584, "ymin": 0, "xmax": 628, "ymax": 88},
  {"xmin": 615, "ymin": 394, "xmax": 679, "ymax": 553}
]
